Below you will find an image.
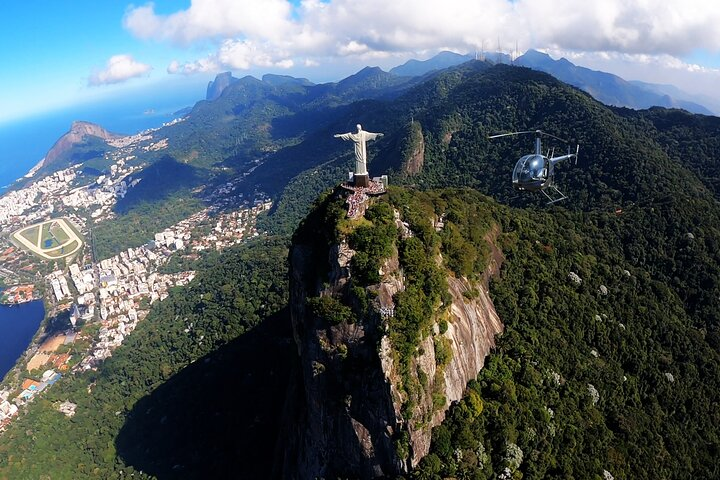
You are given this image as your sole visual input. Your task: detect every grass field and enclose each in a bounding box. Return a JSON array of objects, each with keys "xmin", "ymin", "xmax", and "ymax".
[
  {"xmin": 19, "ymin": 226, "xmax": 39, "ymax": 244},
  {"xmin": 50, "ymin": 221, "xmax": 71, "ymax": 243},
  {"xmin": 41, "ymin": 223, "xmax": 60, "ymax": 249},
  {"xmin": 45, "ymin": 240, "xmax": 78, "ymax": 258}
]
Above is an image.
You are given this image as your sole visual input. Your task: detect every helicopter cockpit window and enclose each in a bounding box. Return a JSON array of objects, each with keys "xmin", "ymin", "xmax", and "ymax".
[{"xmin": 513, "ymin": 155, "xmax": 546, "ymax": 184}]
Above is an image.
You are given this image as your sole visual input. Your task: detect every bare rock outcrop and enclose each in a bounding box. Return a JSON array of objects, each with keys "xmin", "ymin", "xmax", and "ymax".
[
  {"xmin": 401, "ymin": 121, "xmax": 425, "ymax": 176},
  {"xmin": 276, "ymin": 192, "xmax": 505, "ymax": 478},
  {"xmin": 443, "ymin": 278, "xmax": 503, "ymax": 405},
  {"xmin": 206, "ymin": 71, "xmax": 239, "ymax": 101}
]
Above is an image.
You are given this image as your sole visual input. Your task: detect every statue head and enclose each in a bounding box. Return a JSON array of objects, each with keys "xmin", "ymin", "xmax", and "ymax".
[{"xmin": 356, "ymin": 124, "xmax": 362, "ymax": 132}]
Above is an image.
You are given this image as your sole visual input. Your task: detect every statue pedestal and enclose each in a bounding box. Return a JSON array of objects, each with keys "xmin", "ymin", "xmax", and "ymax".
[{"xmin": 354, "ymin": 174, "xmax": 370, "ymax": 187}]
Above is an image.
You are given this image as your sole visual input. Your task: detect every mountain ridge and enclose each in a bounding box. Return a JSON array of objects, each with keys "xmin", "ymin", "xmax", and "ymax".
[{"xmin": 515, "ymin": 49, "xmax": 713, "ymax": 115}]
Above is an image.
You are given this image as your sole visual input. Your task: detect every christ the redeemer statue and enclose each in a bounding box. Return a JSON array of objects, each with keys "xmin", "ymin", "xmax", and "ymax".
[{"xmin": 334, "ymin": 124, "xmax": 383, "ymax": 186}]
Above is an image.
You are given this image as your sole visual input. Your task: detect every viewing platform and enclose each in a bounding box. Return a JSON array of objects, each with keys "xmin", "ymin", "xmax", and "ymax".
[{"xmin": 341, "ymin": 175, "xmax": 388, "ymax": 219}]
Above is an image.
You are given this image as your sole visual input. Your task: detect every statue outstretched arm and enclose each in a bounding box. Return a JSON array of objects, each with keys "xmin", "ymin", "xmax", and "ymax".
[
  {"xmin": 334, "ymin": 133, "xmax": 353, "ymax": 140},
  {"xmin": 365, "ymin": 132, "xmax": 384, "ymax": 141}
]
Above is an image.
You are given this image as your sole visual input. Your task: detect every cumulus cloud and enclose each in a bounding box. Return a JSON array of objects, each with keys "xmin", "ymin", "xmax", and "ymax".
[
  {"xmin": 125, "ymin": 0, "xmax": 720, "ymax": 90},
  {"xmin": 514, "ymin": 0, "xmax": 720, "ymax": 56},
  {"xmin": 124, "ymin": 0, "xmax": 294, "ymax": 45},
  {"xmin": 168, "ymin": 39, "xmax": 295, "ymax": 74},
  {"xmin": 88, "ymin": 54, "xmax": 152, "ymax": 86},
  {"xmin": 126, "ymin": 0, "xmax": 720, "ymax": 57}
]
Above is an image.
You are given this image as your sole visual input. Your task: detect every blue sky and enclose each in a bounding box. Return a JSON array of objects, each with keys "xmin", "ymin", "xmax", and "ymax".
[
  {"xmin": 0, "ymin": 2, "xmax": 199, "ymax": 120},
  {"xmin": 2, "ymin": 0, "xmax": 720, "ymax": 123}
]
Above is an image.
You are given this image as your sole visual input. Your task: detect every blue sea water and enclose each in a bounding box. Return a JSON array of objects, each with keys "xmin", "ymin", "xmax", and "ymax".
[
  {"xmin": 0, "ymin": 300, "xmax": 44, "ymax": 381},
  {"xmin": 0, "ymin": 79, "xmax": 207, "ymax": 194}
]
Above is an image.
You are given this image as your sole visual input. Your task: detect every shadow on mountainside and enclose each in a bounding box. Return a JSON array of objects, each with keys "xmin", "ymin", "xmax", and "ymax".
[
  {"xmin": 114, "ymin": 156, "xmax": 205, "ymax": 214},
  {"xmin": 115, "ymin": 308, "xmax": 294, "ymax": 479}
]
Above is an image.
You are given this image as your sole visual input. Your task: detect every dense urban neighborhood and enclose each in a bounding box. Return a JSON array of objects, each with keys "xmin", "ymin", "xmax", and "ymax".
[{"xmin": 0, "ymin": 124, "xmax": 272, "ymax": 433}]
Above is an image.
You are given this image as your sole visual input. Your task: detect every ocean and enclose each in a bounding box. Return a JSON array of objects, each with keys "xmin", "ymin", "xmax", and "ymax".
[
  {"xmin": 0, "ymin": 78, "xmax": 207, "ymax": 193},
  {"xmin": 0, "ymin": 300, "xmax": 44, "ymax": 381}
]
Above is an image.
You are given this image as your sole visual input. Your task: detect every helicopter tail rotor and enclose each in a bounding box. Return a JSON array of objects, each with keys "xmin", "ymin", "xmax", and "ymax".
[{"xmin": 566, "ymin": 144, "xmax": 580, "ymax": 165}]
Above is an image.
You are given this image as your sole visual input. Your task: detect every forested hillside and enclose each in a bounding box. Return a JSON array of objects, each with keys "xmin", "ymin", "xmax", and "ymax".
[
  {"xmin": 266, "ymin": 64, "xmax": 720, "ymax": 478},
  {"xmin": 2, "ymin": 61, "xmax": 720, "ymax": 479},
  {"xmin": 412, "ymin": 194, "xmax": 720, "ymax": 479},
  {"xmin": 0, "ymin": 239, "xmax": 290, "ymax": 479}
]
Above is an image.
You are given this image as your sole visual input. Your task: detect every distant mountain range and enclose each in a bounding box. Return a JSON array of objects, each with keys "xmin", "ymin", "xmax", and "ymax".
[
  {"xmin": 389, "ymin": 50, "xmax": 474, "ymax": 76},
  {"xmin": 627, "ymin": 79, "xmax": 720, "ymax": 115},
  {"xmin": 514, "ymin": 50, "xmax": 713, "ymax": 115},
  {"xmin": 206, "ymin": 50, "xmax": 716, "ymax": 115},
  {"xmin": 206, "ymin": 72, "xmax": 315, "ymax": 101}
]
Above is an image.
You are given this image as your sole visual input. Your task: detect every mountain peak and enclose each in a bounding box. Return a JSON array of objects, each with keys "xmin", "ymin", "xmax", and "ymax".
[
  {"xmin": 70, "ymin": 120, "xmax": 108, "ymax": 133},
  {"xmin": 206, "ymin": 71, "xmax": 240, "ymax": 101},
  {"xmin": 355, "ymin": 66, "xmax": 385, "ymax": 76},
  {"xmin": 42, "ymin": 121, "xmax": 119, "ymax": 169},
  {"xmin": 390, "ymin": 50, "xmax": 473, "ymax": 77},
  {"xmin": 336, "ymin": 66, "xmax": 392, "ymax": 87},
  {"xmin": 261, "ymin": 73, "xmax": 314, "ymax": 87},
  {"xmin": 521, "ymin": 48, "xmax": 550, "ymax": 59}
]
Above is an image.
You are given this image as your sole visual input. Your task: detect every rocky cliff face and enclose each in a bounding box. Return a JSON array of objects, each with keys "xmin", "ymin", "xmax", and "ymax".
[
  {"xmin": 277, "ymin": 242, "xmax": 403, "ymax": 479},
  {"xmin": 377, "ymin": 242, "xmax": 504, "ymax": 467},
  {"xmin": 277, "ymin": 190, "xmax": 505, "ymax": 478},
  {"xmin": 43, "ymin": 120, "xmax": 119, "ymax": 168},
  {"xmin": 401, "ymin": 121, "xmax": 425, "ymax": 176},
  {"xmin": 206, "ymin": 71, "xmax": 239, "ymax": 101}
]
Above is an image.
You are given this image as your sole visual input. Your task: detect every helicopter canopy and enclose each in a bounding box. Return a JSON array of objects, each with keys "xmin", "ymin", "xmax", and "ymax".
[{"xmin": 512, "ymin": 154, "xmax": 548, "ymax": 189}]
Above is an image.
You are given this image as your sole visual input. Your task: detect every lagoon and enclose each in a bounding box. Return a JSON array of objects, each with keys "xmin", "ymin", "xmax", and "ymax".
[{"xmin": 0, "ymin": 300, "xmax": 44, "ymax": 381}]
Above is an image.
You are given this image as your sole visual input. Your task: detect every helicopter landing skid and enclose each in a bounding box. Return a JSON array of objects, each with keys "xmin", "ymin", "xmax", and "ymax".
[{"xmin": 541, "ymin": 186, "xmax": 568, "ymax": 204}]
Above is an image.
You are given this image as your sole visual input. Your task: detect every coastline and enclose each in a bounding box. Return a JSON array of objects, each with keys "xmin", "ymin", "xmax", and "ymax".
[
  {"xmin": 24, "ymin": 158, "xmax": 44, "ymax": 179},
  {"xmin": 0, "ymin": 284, "xmax": 38, "ymax": 305}
]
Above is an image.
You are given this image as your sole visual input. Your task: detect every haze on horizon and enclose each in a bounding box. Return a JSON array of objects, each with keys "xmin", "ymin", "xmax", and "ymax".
[{"xmin": 2, "ymin": 0, "xmax": 720, "ymax": 124}]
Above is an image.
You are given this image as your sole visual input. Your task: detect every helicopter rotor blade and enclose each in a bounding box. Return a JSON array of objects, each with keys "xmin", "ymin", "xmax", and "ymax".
[
  {"xmin": 489, "ymin": 130, "xmax": 570, "ymax": 143},
  {"xmin": 537, "ymin": 131, "xmax": 569, "ymax": 143},
  {"xmin": 488, "ymin": 130, "xmax": 536, "ymax": 139}
]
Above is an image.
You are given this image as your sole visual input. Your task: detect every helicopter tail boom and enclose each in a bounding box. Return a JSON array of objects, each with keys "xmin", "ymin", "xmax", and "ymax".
[{"xmin": 549, "ymin": 144, "xmax": 579, "ymax": 165}]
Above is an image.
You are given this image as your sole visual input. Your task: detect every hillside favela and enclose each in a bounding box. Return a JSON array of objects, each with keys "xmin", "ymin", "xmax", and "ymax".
[{"xmin": 1, "ymin": 1, "xmax": 720, "ymax": 479}]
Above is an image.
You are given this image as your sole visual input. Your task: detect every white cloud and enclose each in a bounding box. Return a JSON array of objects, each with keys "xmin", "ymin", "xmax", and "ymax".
[
  {"xmin": 88, "ymin": 54, "xmax": 152, "ymax": 86},
  {"xmin": 167, "ymin": 58, "xmax": 218, "ymax": 75},
  {"xmin": 124, "ymin": 0, "xmax": 294, "ymax": 45},
  {"xmin": 127, "ymin": 1, "xmax": 720, "ymax": 63},
  {"xmin": 168, "ymin": 40, "xmax": 294, "ymax": 74},
  {"xmin": 514, "ymin": 0, "xmax": 720, "ymax": 56},
  {"xmin": 125, "ymin": 0, "xmax": 720, "ymax": 99}
]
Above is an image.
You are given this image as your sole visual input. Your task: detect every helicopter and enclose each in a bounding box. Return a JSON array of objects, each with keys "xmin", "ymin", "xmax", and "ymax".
[{"xmin": 489, "ymin": 129, "xmax": 579, "ymax": 203}]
